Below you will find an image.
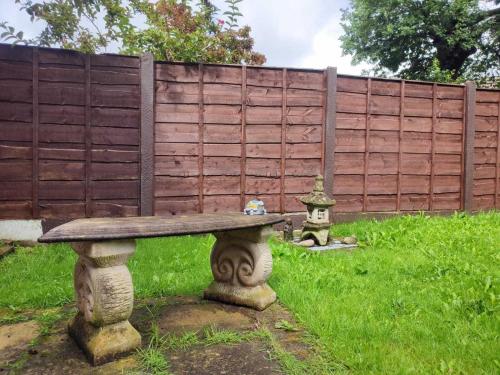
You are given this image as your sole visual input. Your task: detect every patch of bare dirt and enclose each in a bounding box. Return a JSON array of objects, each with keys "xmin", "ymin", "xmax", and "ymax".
[
  {"xmin": 0, "ymin": 321, "xmax": 39, "ymax": 365},
  {"xmin": 169, "ymin": 341, "xmax": 280, "ymax": 375},
  {"xmin": 3, "ymin": 296, "xmax": 315, "ymax": 374},
  {"xmin": 158, "ymin": 302, "xmax": 256, "ymax": 334}
]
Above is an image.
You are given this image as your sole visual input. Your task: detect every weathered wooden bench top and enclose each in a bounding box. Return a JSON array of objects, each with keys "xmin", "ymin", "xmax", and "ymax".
[
  {"xmin": 39, "ymin": 212, "xmax": 283, "ymax": 243},
  {"xmin": 39, "ymin": 212, "xmax": 283, "ymax": 365}
]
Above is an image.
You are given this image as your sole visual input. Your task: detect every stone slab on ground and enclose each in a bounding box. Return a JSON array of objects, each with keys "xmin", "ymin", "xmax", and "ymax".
[
  {"xmin": 0, "ymin": 321, "xmax": 39, "ymax": 365},
  {"xmin": 0, "ymin": 244, "xmax": 14, "ymax": 259},
  {"xmin": 19, "ymin": 332, "xmax": 137, "ymax": 375},
  {"xmin": 157, "ymin": 301, "xmax": 256, "ymax": 334},
  {"xmin": 307, "ymin": 243, "xmax": 357, "ymax": 252},
  {"xmin": 1, "ymin": 296, "xmax": 315, "ymax": 374},
  {"xmin": 169, "ymin": 341, "xmax": 280, "ymax": 375},
  {"xmin": 291, "ymin": 239, "xmax": 358, "ymax": 252}
]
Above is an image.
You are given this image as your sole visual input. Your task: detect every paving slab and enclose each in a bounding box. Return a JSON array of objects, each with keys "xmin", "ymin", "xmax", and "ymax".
[
  {"xmin": 0, "ymin": 321, "xmax": 39, "ymax": 365},
  {"xmin": 20, "ymin": 332, "xmax": 137, "ymax": 375},
  {"xmin": 158, "ymin": 302, "xmax": 256, "ymax": 334},
  {"xmin": 1, "ymin": 296, "xmax": 314, "ymax": 374},
  {"xmin": 0, "ymin": 244, "xmax": 14, "ymax": 259},
  {"xmin": 169, "ymin": 341, "xmax": 280, "ymax": 375}
]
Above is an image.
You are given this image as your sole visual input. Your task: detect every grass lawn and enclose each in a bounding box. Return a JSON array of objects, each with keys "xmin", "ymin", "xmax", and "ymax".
[{"xmin": 1, "ymin": 212, "xmax": 499, "ymax": 373}]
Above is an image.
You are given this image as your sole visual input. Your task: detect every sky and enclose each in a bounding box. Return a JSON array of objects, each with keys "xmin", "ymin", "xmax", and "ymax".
[
  {"xmin": 0, "ymin": 0, "xmax": 371, "ymax": 75},
  {"xmin": 221, "ymin": 0, "xmax": 372, "ymax": 74}
]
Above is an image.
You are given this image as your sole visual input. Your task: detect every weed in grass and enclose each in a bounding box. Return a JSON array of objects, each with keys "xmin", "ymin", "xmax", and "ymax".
[
  {"xmin": 5, "ymin": 352, "xmax": 30, "ymax": 374},
  {"xmin": 35, "ymin": 310, "xmax": 63, "ymax": 336},
  {"xmin": 166, "ymin": 325, "xmax": 340, "ymax": 374},
  {"xmin": 202, "ymin": 325, "xmax": 244, "ymax": 346},
  {"xmin": 274, "ymin": 319, "xmax": 299, "ymax": 332},
  {"xmin": 255, "ymin": 328, "xmax": 346, "ymax": 375},
  {"xmin": 137, "ymin": 325, "xmax": 171, "ymax": 375},
  {"xmin": 144, "ymin": 302, "xmax": 168, "ymax": 321},
  {"xmin": 0, "ymin": 314, "xmax": 30, "ymax": 325},
  {"xmin": 137, "ymin": 346, "xmax": 170, "ymax": 375},
  {"xmin": 163, "ymin": 331, "xmax": 200, "ymax": 350}
]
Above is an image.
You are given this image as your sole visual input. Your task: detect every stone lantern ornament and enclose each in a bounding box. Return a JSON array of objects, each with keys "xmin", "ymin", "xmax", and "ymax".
[{"xmin": 299, "ymin": 175, "xmax": 335, "ymax": 246}]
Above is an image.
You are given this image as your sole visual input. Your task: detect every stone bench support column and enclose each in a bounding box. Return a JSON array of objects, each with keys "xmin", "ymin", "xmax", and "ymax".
[
  {"xmin": 69, "ymin": 239, "xmax": 141, "ymax": 365},
  {"xmin": 204, "ymin": 225, "xmax": 276, "ymax": 311}
]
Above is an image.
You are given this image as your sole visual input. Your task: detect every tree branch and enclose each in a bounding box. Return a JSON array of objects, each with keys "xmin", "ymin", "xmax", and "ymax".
[
  {"xmin": 485, "ymin": 7, "xmax": 500, "ymax": 17},
  {"xmin": 470, "ymin": 7, "xmax": 499, "ymax": 26}
]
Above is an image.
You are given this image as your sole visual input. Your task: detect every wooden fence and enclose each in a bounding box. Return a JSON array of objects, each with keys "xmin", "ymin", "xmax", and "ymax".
[
  {"xmin": 0, "ymin": 45, "xmax": 141, "ymax": 219},
  {"xmin": 0, "ymin": 44, "xmax": 498, "ymax": 220},
  {"xmin": 333, "ymin": 75, "xmax": 467, "ymax": 213},
  {"xmin": 152, "ymin": 63, "xmax": 326, "ymax": 216}
]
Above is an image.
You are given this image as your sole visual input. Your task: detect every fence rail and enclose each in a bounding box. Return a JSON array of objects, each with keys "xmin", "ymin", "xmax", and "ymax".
[{"xmin": 0, "ymin": 44, "xmax": 498, "ymax": 220}]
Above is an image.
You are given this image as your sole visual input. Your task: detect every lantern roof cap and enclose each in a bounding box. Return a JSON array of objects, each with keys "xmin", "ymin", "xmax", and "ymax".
[{"xmin": 300, "ymin": 175, "xmax": 335, "ymax": 207}]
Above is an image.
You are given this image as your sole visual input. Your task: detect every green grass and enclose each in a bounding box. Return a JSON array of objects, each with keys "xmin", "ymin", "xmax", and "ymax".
[
  {"xmin": 272, "ymin": 212, "xmax": 500, "ymax": 374},
  {"xmin": 137, "ymin": 326, "xmax": 172, "ymax": 375},
  {"xmin": 0, "ymin": 235, "xmax": 214, "ymax": 309},
  {"xmin": 1, "ymin": 212, "xmax": 499, "ymax": 373},
  {"xmin": 202, "ymin": 325, "xmax": 246, "ymax": 346},
  {"xmin": 138, "ymin": 324, "xmax": 337, "ymax": 375}
]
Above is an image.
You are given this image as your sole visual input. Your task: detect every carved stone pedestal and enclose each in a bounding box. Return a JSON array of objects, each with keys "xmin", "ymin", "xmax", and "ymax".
[
  {"xmin": 69, "ymin": 240, "xmax": 141, "ymax": 365},
  {"xmin": 203, "ymin": 226, "xmax": 277, "ymax": 311}
]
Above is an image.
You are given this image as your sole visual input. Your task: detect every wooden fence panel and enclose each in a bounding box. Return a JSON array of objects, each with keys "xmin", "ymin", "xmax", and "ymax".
[
  {"xmin": 0, "ymin": 44, "xmax": 140, "ymax": 219},
  {"xmin": 333, "ymin": 76, "xmax": 466, "ymax": 214},
  {"xmin": 472, "ymin": 89, "xmax": 500, "ymax": 210},
  {"xmin": 154, "ymin": 62, "xmax": 325, "ymax": 215},
  {"xmin": 88, "ymin": 54, "xmax": 140, "ymax": 217},
  {"xmin": 0, "ymin": 44, "xmax": 33, "ymax": 219},
  {"xmin": 36, "ymin": 48, "xmax": 86, "ymax": 219},
  {"xmin": 0, "ymin": 44, "xmax": 498, "ymax": 220}
]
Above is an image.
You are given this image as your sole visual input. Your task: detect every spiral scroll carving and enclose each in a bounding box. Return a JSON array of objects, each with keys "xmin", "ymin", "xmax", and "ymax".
[
  {"xmin": 74, "ymin": 258, "xmax": 95, "ymax": 323},
  {"xmin": 210, "ymin": 239, "xmax": 272, "ymax": 287}
]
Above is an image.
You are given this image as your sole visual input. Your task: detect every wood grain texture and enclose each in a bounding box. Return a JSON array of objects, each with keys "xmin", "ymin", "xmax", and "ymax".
[
  {"xmin": 324, "ymin": 67, "xmax": 336, "ymax": 205},
  {"xmin": 280, "ymin": 69, "xmax": 287, "ymax": 213},
  {"xmin": 39, "ymin": 212, "xmax": 284, "ymax": 242},
  {"xmin": 2, "ymin": 46, "xmax": 499, "ymax": 219},
  {"xmin": 496, "ymin": 100, "xmax": 500, "ymax": 209},
  {"xmin": 429, "ymin": 83, "xmax": 437, "ymax": 210},
  {"xmin": 463, "ymin": 82, "xmax": 476, "ymax": 211},
  {"xmin": 198, "ymin": 63, "xmax": 204, "ymax": 212},
  {"xmin": 397, "ymin": 80, "xmax": 405, "ymax": 211},
  {"xmin": 0, "ymin": 80, "xmax": 32, "ymax": 103},
  {"xmin": 140, "ymin": 53, "xmax": 154, "ymax": 216},
  {"xmin": 32, "ymin": 47, "xmax": 39, "ymax": 218},
  {"xmin": 363, "ymin": 78, "xmax": 372, "ymax": 211},
  {"xmin": 85, "ymin": 55, "xmax": 92, "ymax": 217},
  {"xmin": 240, "ymin": 66, "xmax": 247, "ymax": 210},
  {"xmin": 0, "ymin": 44, "xmax": 33, "ymax": 62}
]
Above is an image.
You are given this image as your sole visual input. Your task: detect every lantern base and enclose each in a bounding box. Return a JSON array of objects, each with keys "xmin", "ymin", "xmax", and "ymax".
[{"xmin": 300, "ymin": 227, "xmax": 330, "ymax": 246}]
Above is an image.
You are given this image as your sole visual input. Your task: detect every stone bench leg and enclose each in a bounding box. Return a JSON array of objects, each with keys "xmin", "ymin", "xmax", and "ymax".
[
  {"xmin": 203, "ymin": 225, "xmax": 277, "ymax": 311},
  {"xmin": 69, "ymin": 240, "xmax": 141, "ymax": 365}
]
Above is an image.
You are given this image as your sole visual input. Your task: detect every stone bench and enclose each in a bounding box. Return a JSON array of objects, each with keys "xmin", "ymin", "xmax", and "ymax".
[{"xmin": 38, "ymin": 212, "xmax": 284, "ymax": 365}]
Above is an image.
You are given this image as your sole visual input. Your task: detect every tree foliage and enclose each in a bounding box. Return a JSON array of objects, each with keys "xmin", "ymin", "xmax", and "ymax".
[
  {"xmin": 340, "ymin": 0, "xmax": 500, "ymax": 85},
  {"xmin": 1, "ymin": 0, "xmax": 133, "ymax": 53},
  {"xmin": 0, "ymin": 0, "xmax": 265, "ymax": 65},
  {"xmin": 123, "ymin": 0, "xmax": 265, "ymax": 64}
]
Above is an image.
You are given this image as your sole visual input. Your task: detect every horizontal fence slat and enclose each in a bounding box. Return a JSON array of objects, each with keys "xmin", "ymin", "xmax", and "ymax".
[{"xmin": 0, "ymin": 44, "xmax": 498, "ymax": 220}]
